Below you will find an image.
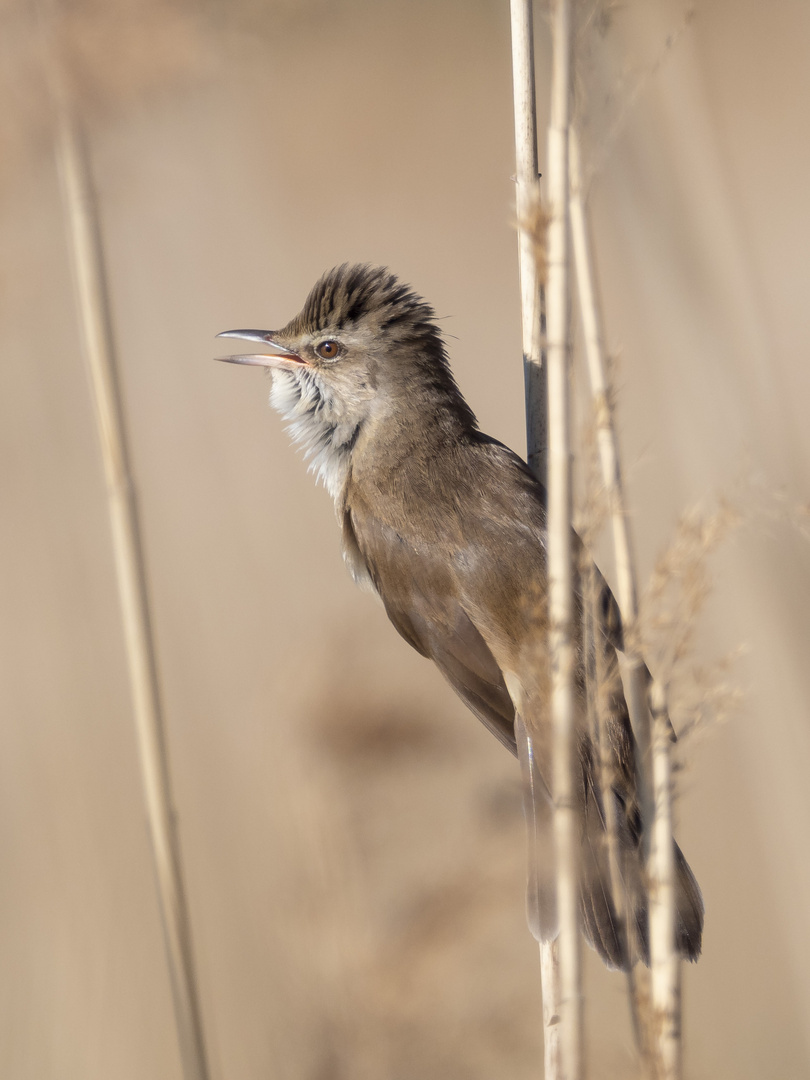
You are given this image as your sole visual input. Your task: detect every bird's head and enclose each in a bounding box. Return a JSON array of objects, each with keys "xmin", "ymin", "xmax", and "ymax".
[{"xmin": 217, "ymin": 264, "xmax": 476, "ymax": 499}]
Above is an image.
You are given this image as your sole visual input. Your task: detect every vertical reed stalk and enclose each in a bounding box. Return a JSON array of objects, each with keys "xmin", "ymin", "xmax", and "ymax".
[
  {"xmin": 649, "ymin": 681, "xmax": 681, "ymax": 1080},
  {"xmin": 569, "ymin": 127, "xmax": 682, "ymax": 1077},
  {"xmin": 540, "ymin": 938, "xmax": 563, "ymax": 1073},
  {"xmin": 54, "ymin": 99, "xmax": 211, "ymax": 1080},
  {"xmin": 545, "ymin": 0, "xmax": 583, "ymax": 1077},
  {"xmin": 509, "ymin": 0, "xmax": 547, "ymax": 482},
  {"xmin": 568, "ymin": 128, "xmax": 654, "ymax": 852},
  {"xmin": 510, "ymin": 4, "xmax": 565, "ymax": 1076}
]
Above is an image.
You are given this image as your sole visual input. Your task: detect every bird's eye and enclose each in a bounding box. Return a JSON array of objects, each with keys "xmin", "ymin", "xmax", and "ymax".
[{"xmin": 315, "ymin": 340, "xmax": 340, "ymax": 360}]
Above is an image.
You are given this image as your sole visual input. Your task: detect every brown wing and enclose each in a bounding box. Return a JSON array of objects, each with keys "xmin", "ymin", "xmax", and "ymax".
[
  {"xmin": 343, "ymin": 436, "xmax": 702, "ymax": 964},
  {"xmin": 342, "ymin": 503, "xmax": 518, "ymax": 753}
]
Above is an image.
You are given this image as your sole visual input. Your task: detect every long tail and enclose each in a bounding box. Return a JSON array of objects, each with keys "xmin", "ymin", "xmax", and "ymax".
[
  {"xmin": 580, "ymin": 784, "xmax": 704, "ymax": 970},
  {"xmin": 579, "ymin": 584, "xmax": 705, "ymax": 969}
]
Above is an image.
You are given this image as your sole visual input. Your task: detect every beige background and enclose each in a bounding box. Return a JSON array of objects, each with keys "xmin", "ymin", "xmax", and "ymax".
[{"xmin": 1, "ymin": 1, "xmax": 809, "ymax": 1076}]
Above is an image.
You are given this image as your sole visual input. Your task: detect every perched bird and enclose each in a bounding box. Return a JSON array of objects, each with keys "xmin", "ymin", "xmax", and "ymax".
[{"xmin": 217, "ymin": 263, "xmax": 703, "ymax": 970}]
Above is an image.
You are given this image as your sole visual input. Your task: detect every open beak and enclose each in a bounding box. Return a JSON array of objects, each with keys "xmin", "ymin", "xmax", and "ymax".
[{"xmin": 215, "ymin": 329, "xmax": 307, "ymax": 369}]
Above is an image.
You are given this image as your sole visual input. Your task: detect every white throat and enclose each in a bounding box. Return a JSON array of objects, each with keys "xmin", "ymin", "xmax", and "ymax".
[{"xmin": 269, "ymin": 368, "xmax": 359, "ymax": 502}]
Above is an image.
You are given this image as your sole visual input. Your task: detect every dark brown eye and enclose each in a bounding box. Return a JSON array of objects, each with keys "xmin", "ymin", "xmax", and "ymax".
[{"xmin": 315, "ymin": 340, "xmax": 340, "ymax": 360}]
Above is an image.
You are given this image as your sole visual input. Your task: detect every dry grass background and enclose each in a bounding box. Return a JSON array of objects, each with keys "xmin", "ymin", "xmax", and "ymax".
[{"xmin": 1, "ymin": 0, "xmax": 809, "ymax": 1076}]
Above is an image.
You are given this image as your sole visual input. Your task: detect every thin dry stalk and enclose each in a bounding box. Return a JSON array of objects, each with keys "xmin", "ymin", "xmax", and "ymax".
[
  {"xmin": 509, "ymin": 5, "xmax": 565, "ymax": 1076},
  {"xmin": 569, "ymin": 132, "xmax": 652, "ymax": 1040},
  {"xmin": 569, "ymin": 127, "xmax": 680, "ymax": 1076},
  {"xmin": 545, "ymin": 0, "xmax": 583, "ymax": 1077},
  {"xmin": 648, "ymin": 681, "xmax": 681, "ymax": 1080},
  {"xmin": 569, "ymin": 127, "xmax": 653, "ymax": 837},
  {"xmin": 540, "ymin": 939, "xmax": 563, "ymax": 1072},
  {"xmin": 510, "ymin": 0, "xmax": 547, "ymax": 481},
  {"xmin": 54, "ymin": 98, "xmax": 211, "ymax": 1080}
]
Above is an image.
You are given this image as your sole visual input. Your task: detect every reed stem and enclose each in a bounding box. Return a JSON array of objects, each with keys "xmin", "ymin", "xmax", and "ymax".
[
  {"xmin": 544, "ymin": 1, "xmax": 583, "ymax": 1076},
  {"xmin": 569, "ymin": 126, "xmax": 682, "ymax": 1078},
  {"xmin": 54, "ymin": 100, "xmax": 212, "ymax": 1080}
]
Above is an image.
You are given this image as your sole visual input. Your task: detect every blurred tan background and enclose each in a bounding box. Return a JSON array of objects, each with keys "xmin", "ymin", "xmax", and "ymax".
[{"xmin": 1, "ymin": 0, "xmax": 809, "ymax": 1076}]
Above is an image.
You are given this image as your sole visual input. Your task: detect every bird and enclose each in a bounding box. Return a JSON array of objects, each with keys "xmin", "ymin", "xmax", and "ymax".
[{"xmin": 216, "ymin": 262, "xmax": 703, "ymax": 970}]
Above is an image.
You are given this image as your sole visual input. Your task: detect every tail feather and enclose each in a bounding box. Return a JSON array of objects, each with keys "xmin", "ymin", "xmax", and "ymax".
[
  {"xmin": 579, "ymin": 837, "xmax": 704, "ymax": 969},
  {"xmin": 579, "ymin": 865, "xmax": 628, "ymax": 971},
  {"xmin": 579, "ymin": 752, "xmax": 704, "ymax": 969},
  {"xmin": 675, "ymin": 841, "xmax": 704, "ymax": 962}
]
